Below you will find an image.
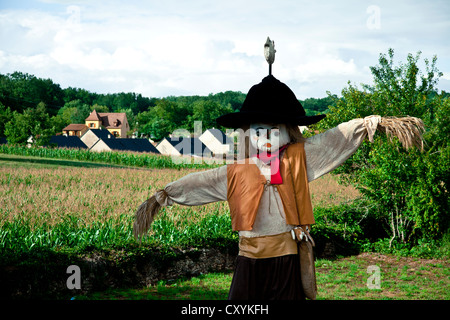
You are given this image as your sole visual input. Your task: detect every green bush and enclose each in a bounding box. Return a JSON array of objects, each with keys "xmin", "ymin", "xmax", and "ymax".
[
  {"xmin": 312, "ymin": 200, "xmax": 449, "ymax": 259},
  {"xmin": 315, "ymin": 49, "xmax": 449, "ymax": 245},
  {"xmin": 312, "ymin": 200, "xmax": 381, "ymax": 257}
]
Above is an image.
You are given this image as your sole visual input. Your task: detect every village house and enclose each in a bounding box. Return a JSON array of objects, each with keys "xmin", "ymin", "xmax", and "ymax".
[
  {"xmin": 156, "ymin": 137, "xmax": 181, "ymax": 157},
  {"xmin": 198, "ymin": 128, "xmax": 233, "ymax": 156},
  {"xmin": 48, "ymin": 135, "xmax": 88, "ymax": 149},
  {"xmin": 61, "ymin": 124, "xmax": 88, "ymax": 137},
  {"xmin": 90, "ymin": 136, "xmax": 159, "ymax": 153},
  {"xmin": 156, "ymin": 137, "xmax": 212, "ymax": 158},
  {"xmin": 62, "ymin": 110, "xmax": 130, "ymax": 138},
  {"xmin": 80, "ymin": 128, "xmax": 113, "ymax": 149},
  {"xmin": 80, "ymin": 128, "xmax": 159, "ymax": 153}
]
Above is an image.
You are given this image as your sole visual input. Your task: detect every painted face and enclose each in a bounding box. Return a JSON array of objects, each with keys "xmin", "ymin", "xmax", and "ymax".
[{"xmin": 250, "ymin": 123, "xmax": 290, "ymax": 153}]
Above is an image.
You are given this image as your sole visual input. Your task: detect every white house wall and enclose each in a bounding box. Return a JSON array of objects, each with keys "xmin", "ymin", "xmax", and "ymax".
[
  {"xmin": 80, "ymin": 131, "xmax": 100, "ymax": 149},
  {"xmin": 156, "ymin": 139, "xmax": 181, "ymax": 156},
  {"xmin": 199, "ymin": 131, "xmax": 230, "ymax": 154},
  {"xmin": 90, "ymin": 139, "xmax": 111, "ymax": 152}
]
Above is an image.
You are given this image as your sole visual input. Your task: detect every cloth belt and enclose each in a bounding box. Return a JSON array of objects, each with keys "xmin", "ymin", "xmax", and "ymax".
[{"xmin": 238, "ymin": 231, "xmax": 298, "ymax": 259}]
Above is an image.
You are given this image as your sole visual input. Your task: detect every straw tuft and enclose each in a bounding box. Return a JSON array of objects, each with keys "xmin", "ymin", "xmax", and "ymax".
[
  {"xmin": 378, "ymin": 116, "xmax": 425, "ymax": 151},
  {"xmin": 133, "ymin": 191, "xmax": 164, "ymax": 241}
]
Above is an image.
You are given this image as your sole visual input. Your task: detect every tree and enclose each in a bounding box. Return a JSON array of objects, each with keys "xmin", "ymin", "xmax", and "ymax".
[
  {"xmin": 116, "ymin": 107, "xmax": 135, "ymax": 132},
  {"xmin": 317, "ymin": 49, "xmax": 448, "ymax": 244},
  {"xmin": 0, "ymin": 102, "xmax": 13, "ymax": 137},
  {"xmin": 4, "ymin": 102, "xmax": 53, "ymax": 145},
  {"xmin": 135, "ymin": 99, "xmax": 190, "ymax": 140},
  {"xmin": 208, "ymin": 91, "xmax": 246, "ymax": 111},
  {"xmin": 406, "ymin": 96, "xmax": 449, "ymax": 241},
  {"xmin": 71, "ymin": 103, "xmax": 92, "ymax": 124},
  {"xmin": 300, "ymin": 96, "xmax": 336, "ymax": 116},
  {"xmin": 63, "ymin": 87, "xmax": 95, "ymax": 105},
  {"xmin": 0, "ymin": 72, "xmax": 64, "ymax": 116},
  {"xmin": 90, "ymin": 104, "xmax": 109, "ymax": 113},
  {"xmin": 4, "ymin": 111, "xmax": 31, "ymax": 144},
  {"xmin": 187, "ymin": 99, "xmax": 233, "ymax": 131}
]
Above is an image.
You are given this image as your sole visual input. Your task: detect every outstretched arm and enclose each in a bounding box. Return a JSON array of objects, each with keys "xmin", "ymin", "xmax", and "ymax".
[
  {"xmin": 304, "ymin": 115, "xmax": 424, "ymax": 182},
  {"xmin": 156, "ymin": 166, "xmax": 227, "ymax": 206},
  {"xmin": 133, "ymin": 166, "xmax": 227, "ymax": 239}
]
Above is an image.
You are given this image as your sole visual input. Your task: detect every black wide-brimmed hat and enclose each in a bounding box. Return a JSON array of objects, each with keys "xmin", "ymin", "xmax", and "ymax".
[{"xmin": 216, "ymin": 75, "xmax": 326, "ymax": 129}]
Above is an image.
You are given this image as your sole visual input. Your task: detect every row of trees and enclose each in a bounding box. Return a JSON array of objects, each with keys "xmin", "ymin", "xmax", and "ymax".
[
  {"xmin": 0, "ymin": 72, "xmax": 334, "ymax": 143},
  {"xmin": 0, "ymin": 72, "xmax": 158, "ymax": 116}
]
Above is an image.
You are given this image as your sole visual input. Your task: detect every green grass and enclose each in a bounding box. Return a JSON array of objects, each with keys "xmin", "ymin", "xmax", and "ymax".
[
  {"xmin": 74, "ymin": 253, "xmax": 450, "ymax": 300},
  {"xmin": 315, "ymin": 254, "xmax": 450, "ymax": 300},
  {"xmin": 75, "ymin": 272, "xmax": 232, "ymax": 300}
]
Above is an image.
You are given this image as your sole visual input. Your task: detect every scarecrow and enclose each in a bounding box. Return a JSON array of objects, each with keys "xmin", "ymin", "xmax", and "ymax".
[{"xmin": 133, "ymin": 38, "xmax": 424, "ymax": 300}]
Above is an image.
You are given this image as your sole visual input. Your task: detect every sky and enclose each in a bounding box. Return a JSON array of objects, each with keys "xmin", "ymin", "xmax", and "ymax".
[{"xmin": 1, "ymin": 0, "xmax": 449, "ymax": 100}]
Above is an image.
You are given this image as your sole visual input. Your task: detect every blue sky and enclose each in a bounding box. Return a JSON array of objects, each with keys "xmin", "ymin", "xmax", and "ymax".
[{"xmin": 1, "ymin": 0, "xmax": 449, "ymax": 99}]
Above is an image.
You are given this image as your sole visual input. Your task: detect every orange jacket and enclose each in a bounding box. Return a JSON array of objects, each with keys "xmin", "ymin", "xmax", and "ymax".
[{"xmin": 227, "ymin": 142, "xmax": 315, "ymax": 231}]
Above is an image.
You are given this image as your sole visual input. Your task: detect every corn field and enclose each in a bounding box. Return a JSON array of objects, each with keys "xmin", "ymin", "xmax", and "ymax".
[
  {"xmin": 0, "ymin": 163, "xmax": 236, "ymax": 260},
  {"xmin": 0, "ymin": 144, "xmax": 215, "ymax": 169},
  {"xmin": 0, "ymin": 154, "xmax": 359, "ymax": 261}
]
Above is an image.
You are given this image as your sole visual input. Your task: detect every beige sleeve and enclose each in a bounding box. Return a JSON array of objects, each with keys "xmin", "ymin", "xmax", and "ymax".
[
  {"xmin": 155, "ymin": 165, "xmax": 228, "ymax": 206},
  {"xmin": 304, "ymin": 115, "xmax": 381, "ymax": 182}
]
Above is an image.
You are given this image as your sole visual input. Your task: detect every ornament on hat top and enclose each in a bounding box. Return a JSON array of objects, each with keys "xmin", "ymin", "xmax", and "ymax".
[{"xmin": 264, "ymin": 37, "xmax": 276, "ymax": 76}]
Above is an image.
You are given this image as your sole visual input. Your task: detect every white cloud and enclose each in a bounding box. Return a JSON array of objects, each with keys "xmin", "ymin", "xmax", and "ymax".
[{"xmin": 0, "ymin": 0, "xmax": 449, "ymax": 98}]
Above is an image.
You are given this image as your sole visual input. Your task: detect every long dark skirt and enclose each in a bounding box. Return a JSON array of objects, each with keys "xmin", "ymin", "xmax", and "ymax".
[{"xmin": 228, "ymin": 254, "xmax": 305, "ymax": 300}]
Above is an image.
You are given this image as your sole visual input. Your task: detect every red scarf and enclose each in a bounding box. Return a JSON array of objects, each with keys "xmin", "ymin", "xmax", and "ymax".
[{"xmin": 255, "ymin": 145, "xmax": 288, "ymax": 185}]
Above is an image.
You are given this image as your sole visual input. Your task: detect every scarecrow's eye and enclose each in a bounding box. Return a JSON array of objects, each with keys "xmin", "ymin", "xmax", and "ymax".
[
  {"xmin": 271, "ymin": 127, "xmax": 280, "ymax": 137},
  {"xmin": 255, "ymin": 127, "xmax": 265, "ymax": 137}
]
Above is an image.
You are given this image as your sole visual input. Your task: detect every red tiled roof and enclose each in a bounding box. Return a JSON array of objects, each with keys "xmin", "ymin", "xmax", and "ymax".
[
  {"xmin": 62, "ymin": 124, "xmax": 88, "ymax": 131},
  {"xmin": 85, "ymin": 110, "xmax": 102, "ymax": 121},
  {"xmin": 98, "ymin": 113, "xmax": 127, "ymax": 128},
  {"xmin": 84, "ymin": 110, "xmax": 127, "ymax": 128}
]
